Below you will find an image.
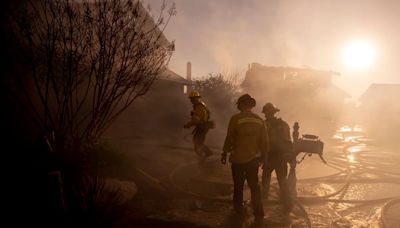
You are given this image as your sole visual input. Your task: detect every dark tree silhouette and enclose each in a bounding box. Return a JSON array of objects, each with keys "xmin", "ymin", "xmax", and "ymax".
[
  {"xmin": 13, "ymin": 0, "xmax": 175, "ymax": 150},
  {"xmin": 4, "ymin": 1, "xmax": 176, "ymax": 225}
]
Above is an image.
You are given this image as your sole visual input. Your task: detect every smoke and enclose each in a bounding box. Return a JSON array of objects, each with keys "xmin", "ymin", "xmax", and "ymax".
[
  {"xmin": 101, "ymin": 1, "xmax": 400, "ymax": 154},
  {"xmin": 144, "ymin": 0, "xmax": 400, "ymax": 100},
  {"xmin": 355, "ymin": 84, "xmax": 400, "ymax": 147}
]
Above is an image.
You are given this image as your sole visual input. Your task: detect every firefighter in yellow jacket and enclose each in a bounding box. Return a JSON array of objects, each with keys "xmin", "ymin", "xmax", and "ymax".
[
  {"xmin": 184, "ymin": 91, "xmax": 213, "ymax": 159},
  {"xmin": 222, "ymin": 94, "xmax": 268, "ymax": 225}
]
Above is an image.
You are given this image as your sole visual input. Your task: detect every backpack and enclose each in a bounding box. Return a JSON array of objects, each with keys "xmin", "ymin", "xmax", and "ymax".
[{"xmin": 196, "ymin": 102, "xmax": 215, "ymax": 130}]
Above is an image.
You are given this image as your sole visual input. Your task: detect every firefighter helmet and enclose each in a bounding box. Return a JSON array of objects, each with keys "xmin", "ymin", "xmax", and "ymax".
[
  {"xmin": 188, "ymin": 90, "xmax": 201, "ymax": 98},
  {"xmin": 262, "ymin": 102, "xmax": 280, "ymax": 113},
  {"xmin": 236, "ymin": 94, "xmax": 256, "ymax": 107}
]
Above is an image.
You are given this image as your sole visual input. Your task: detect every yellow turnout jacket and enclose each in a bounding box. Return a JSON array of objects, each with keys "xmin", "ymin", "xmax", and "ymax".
[{"xmin": 223, "ymin": 111, "xmax": 269, "ymax": 164}]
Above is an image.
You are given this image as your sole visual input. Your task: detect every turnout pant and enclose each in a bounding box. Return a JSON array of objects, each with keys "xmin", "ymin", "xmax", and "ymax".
[
  {"xmin": 262, "ymin": 157, "xmax": 293, "ymax": 212},
  {"xmin": 231, "ymin": 159, "xmax": 264, "ymax": 218},
  {"xmin": 193, "ymin": 126, "xmax": 212, "ymax": 157}
]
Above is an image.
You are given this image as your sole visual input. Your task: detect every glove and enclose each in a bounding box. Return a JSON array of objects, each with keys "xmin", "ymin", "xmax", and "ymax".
[{"xmin": 221, "ymin": 153, "xmax": 227, "ymax": 164}]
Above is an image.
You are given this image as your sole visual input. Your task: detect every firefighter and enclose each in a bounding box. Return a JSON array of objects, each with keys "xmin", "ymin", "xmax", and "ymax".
[
  {"xmin": 184, "ymin": 91, "xmax": 213, "ymax": 159},
  {"xmin": 222, "ymin": 94, "xmax": 268, "ymax": 225},
  {"xmin": 261, "ymin": 102, "xmax": 294, "ymax": 213}
]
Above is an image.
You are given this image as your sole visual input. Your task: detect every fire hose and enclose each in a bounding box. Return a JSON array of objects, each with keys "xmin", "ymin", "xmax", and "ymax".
[{"xmin": 119, "ymin": 126, "xmax": 400, "ymax": 227}]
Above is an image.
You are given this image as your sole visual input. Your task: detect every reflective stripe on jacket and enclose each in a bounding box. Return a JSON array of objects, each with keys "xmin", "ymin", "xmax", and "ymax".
[
  {"xmin": 191, "ymin": 101, "xmax": 209, "ymax": 125},
  {"xmin": 223, "ymin": 111, "xmax": 269, "ymax": 164}
]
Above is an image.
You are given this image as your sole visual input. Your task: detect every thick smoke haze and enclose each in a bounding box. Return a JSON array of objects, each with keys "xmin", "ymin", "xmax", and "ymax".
[{"xmin": 145, "ymin": 0, "xmax": 400, "ymax": 98}]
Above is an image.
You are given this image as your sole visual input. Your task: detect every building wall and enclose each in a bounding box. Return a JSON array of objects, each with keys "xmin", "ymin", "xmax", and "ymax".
[
  {"xmin": 358, "ymin": 85, "xmax": 400, "ymax": 144},
  {"xmin": 104, "ymin": 79, "xmax": 189, "ymax": 140}
]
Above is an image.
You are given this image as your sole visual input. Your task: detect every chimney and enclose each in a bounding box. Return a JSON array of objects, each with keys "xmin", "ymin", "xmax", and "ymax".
[{"xmin": 186, "ymin": 61, "xmax": 192, "ymax": 81}]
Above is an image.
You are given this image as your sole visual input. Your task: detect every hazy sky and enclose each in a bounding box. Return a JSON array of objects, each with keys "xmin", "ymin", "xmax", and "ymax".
[{"xmin": 144, "ymin": 0, "xmax": 400, "ymax": 98}]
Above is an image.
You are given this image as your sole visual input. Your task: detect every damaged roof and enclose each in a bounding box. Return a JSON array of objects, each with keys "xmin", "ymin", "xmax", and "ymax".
[{"xmin": 159, "ymin": 68, "xmax": 188, "ymax": 84}]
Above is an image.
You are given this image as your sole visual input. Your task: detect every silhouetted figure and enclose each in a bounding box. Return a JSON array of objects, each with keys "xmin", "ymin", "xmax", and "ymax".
[
  {"xmin": 261, "ymin": 102, "xmax": 294, "ymax": 214},
  {"xmin": 184, "ymin": 91, "xmax": 214, "ymax": 160},
  {"xmin": 222, "ymin": 94, "xmax": 268, "ymax": 226}
]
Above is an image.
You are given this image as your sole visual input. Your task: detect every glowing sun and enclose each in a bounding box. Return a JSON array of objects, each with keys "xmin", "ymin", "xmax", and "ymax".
[{"xmin": 342, "ymin": 40, "xmax": 376, "ymax": 70}]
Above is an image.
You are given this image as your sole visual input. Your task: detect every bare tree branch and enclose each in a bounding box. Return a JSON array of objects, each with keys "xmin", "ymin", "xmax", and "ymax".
[{"xmin": 14, "ymin": 0, "xmax": 174, "ymax": 149}]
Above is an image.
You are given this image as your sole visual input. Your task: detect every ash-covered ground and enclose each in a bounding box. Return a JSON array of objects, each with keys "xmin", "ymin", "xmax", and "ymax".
[{"xmin": 103, "ymin": 127, "xmax": 400, "ymax": 228}]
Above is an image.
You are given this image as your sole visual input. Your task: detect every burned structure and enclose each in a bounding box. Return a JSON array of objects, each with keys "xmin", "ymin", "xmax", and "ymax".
[{"xmin": 242, "ymin": 63, "xmax": 350, "ymax": 138}]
